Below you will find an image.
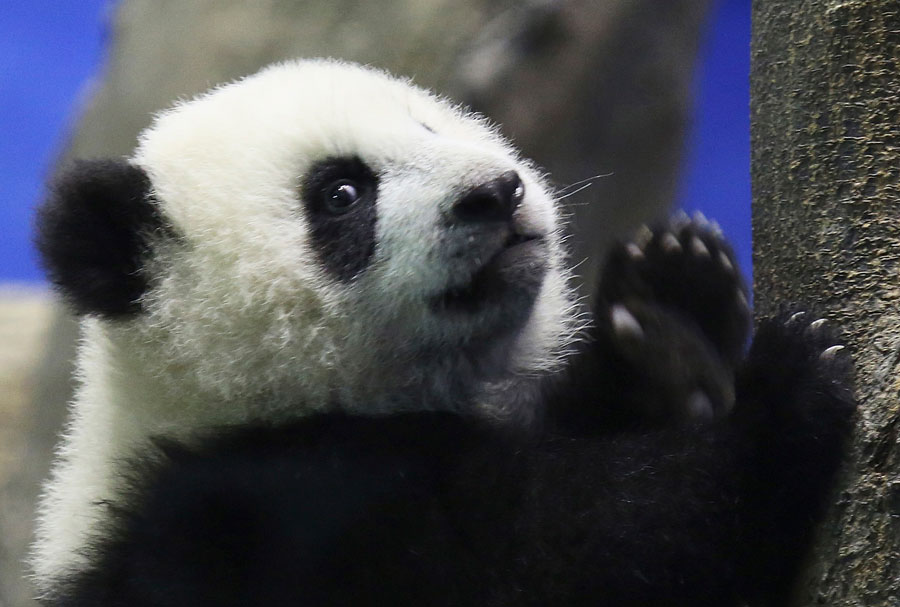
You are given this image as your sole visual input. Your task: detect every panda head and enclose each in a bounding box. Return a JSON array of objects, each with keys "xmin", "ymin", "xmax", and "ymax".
[{"xmin": 37, "ymin": 60, "xmax": 579, "ymax": 421}]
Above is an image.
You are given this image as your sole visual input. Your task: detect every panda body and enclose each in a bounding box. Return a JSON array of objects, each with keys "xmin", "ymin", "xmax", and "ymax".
[{"xmin": 33, "ymin": 60, "xmax": 856, "ymax": 606}]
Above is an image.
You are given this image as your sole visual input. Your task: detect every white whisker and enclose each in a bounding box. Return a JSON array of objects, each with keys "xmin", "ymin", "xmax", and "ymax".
[
  {"xmin": 556, "ymin": 171, "xmax": 614, "ymax": 195},
  {"xmin": 556, "ymin": 182, "xmax": 594, "ymax": 201}
]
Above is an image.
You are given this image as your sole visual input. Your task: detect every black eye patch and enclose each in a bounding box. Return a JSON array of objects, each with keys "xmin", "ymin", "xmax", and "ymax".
[{"xmin": 300, "ymin": 156, "xmax": 379, "ymax": 282}]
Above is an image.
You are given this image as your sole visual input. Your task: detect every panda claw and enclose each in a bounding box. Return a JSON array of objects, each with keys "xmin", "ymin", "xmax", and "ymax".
[
  {"xmin": 624, "ymin": 242, "xmax": 645, "ymax": 260},
  {"xmin": 809, "ymin": 318, "xmax": 827, "ymax": 332},
  {"xmin": 717, "ymin": 251, "xmax": 734, "ymax": 273},
  {"xmin": 634, "ymin": 224, "xmax": 653, "ymax": 248},
  {"xmin": 686, "ymin": 390, "xmax": 714, "ymax": 420},
  {"xmin": 820, "ymin": 344, "xmax": 845, "ymax": 360},
  {"xmin": 709, "ymin": 219, "xmax": 724, "ymax": 237},
  {"xmin": 611, "ymin": 304, "xmax": 644, "ymax": 339},
  {"xmin": 689, "ymin": 237, "xmax": 710, "ymax": 258},
  {"xmin": 691, "ymin": 210, "xmax": 709, "ymax": 227},
  {"xmin": 660, "ymin": 232, "xmax": 682, "ymax": 254},
  {"xmin": 672, "ymin": 209, "xmax": 690, "ymax": 227},
  {"xmin": 736, "ymin": 289, "xmax": 749, "ymax": 310},
  {"xmin": 788, "ymin": 311, "xmax": 808, "ymax": 325}
]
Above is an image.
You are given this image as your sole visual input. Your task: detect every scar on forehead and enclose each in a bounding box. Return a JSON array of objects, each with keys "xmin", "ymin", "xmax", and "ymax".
[{"xmin": 405, "ymin": 102, "xmax": 436, "ymax": 134}]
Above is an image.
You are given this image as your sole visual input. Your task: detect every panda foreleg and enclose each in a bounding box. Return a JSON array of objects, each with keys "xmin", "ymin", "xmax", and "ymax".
[
  {"xmin": 516, "ymin": 313, "xmax": 855, "ymax": 605},
  {"xmin": 721, "ymin": 311, "xmax": 856, "ymax": 603}
]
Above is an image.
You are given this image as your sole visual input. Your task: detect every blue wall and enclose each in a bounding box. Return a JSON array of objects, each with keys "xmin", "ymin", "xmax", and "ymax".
[
  {"xmin": 0, "ymin": 0, "xmax": 110, "ymax": 283},
  {"xmin": 0, "ymin": 0, "xmax": 752, "ymax": 285},
  {"xmin": 678, "ymin": 0, "xmax": 752, "ymax": 284}
]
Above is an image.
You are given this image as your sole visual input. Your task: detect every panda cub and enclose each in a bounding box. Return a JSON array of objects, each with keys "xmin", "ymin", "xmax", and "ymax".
[{"xmin": 33, "ymin": 60, "xmax": 855, "ymax": 606}]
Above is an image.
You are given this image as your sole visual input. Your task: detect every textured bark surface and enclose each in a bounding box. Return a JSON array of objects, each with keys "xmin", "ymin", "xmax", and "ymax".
[
  {"xmin": 751, "ymin": 2, "xmax": 900, "ymax": 605},
  {"xmin": 1, "ymin": 1, "xmax": 710, "ymax": 605}
]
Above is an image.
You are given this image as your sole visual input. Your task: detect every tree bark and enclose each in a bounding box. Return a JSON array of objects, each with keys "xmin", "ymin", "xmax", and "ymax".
[{"xmin": 751, "ymin": 2, "xmax": 900, "ymax": 605}]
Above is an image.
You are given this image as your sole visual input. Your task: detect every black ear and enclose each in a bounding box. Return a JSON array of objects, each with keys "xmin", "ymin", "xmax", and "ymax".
[{"xmin": 35, "ymin": 159, "xmax": 168, "ymax": 318}]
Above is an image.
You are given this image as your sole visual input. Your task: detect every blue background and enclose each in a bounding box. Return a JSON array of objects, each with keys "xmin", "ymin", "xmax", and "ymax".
[
  {"xmin": 678, "ymin": 0, "xmax": 752, "ymax": 285},
  {"xmin": 1, "ymin": 0, "xmax": 111, "ymax": 283},
  {"xmin": 0, "ymin": 0, "xmax": 751, "ymax": 285}
]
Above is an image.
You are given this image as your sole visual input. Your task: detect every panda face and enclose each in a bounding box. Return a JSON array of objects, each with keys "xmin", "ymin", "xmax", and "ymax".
[
  {"xmin": 42, "ymin": 60, "xmax": 578, "ymax": 417},
  {"xmin": 300, "ymin": 153, "xmax": 547, "ymax": 339}
]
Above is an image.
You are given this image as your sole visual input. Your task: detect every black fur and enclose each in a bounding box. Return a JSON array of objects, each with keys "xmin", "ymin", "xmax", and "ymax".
[
  {"xmin": 300, "ymin": 156, "xmax": 379, "ymax": 281},
  {"xmin": 35, "ymin": 159, "xmax": 167, "ymax": 317},
  {"xmin": 40, "ymin": 214, "xmax": 856, "ymax": 606},
  {"xmin": 546, "ymin": 302, "xmax": 736, "ymax": 433},
  {"xmin": 47, "ymin": 314, "xmax": 855, "ymax": 606}
]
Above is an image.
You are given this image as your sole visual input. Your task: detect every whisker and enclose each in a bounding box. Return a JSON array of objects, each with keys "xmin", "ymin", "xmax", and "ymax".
[
  {"xmin": 556, "ymin": 182, "xmax": 595, "ymax": 201},
  {"xmin": 568, "ymin": 256, "xmax": 591, "ymax": 272},
  {"xmin": 556, "ymin": 172, "xmax": 613, "ymax": 195}
]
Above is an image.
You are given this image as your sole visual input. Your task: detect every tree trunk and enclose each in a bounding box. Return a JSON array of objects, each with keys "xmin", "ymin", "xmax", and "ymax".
[{"xmin": 751, "ymin": 2, "xmax": 900, "ymax": 605}]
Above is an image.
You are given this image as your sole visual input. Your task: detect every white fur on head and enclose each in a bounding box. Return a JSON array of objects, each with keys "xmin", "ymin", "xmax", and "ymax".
[
  {"xmin": 32, "ymin": 59, "xmax": 581, "ymax": 589},
  {"xmin": 128, "ymin": 58, "xmax": 578, "ymax": 417}
]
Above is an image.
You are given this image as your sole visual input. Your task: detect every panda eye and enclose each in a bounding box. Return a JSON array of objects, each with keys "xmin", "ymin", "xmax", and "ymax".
[
  {"xmin": 302, "ymin": 156, "xmax": 378, "ymax": 219},
  {"xmin": 324, "ymin": 179, "xmax": 361, "ymax": 214},
  {"xmin": 300, "ymin": 156, "xmax": 380, "ymax": 282}
]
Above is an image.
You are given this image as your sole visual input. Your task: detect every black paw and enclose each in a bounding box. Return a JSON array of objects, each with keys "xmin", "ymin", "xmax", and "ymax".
[
  {"xmin": 592, "ymin": 300, "xmax": 736, "ymax": 426},
  {"xmin": 597, "ymin": 212, "xmax": 751, "ymax": 367},
  {"xmin": 729, "ymin": 313, "xmax": 856, "ymax": 604},
  {"xmin": 737, "ymin": 311, "xmax": 856, "ymax": 432}
]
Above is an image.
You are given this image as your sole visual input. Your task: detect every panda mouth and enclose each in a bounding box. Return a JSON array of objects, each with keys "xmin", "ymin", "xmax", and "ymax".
[{"xmin": 433, "ymin": 232, "xmax": 547, "ymax": 313}]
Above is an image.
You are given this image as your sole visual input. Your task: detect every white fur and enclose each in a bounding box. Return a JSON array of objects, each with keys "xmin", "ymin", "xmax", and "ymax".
[{"xmin": 32, "ymin": 59, "xmax": 581, "ymax": 590}]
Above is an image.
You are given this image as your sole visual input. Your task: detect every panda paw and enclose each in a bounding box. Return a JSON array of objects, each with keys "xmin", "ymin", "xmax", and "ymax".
[
  {"xmin": 737, "ymin": 311, "xmax": 856, "ymax": 433},
  {"xmin": 597, "ymin": 211, "xmax": 751, "ymax": 367},
  {"xmin": 595, "ymin": 300, "xmax": 737, "ymax": 426}
]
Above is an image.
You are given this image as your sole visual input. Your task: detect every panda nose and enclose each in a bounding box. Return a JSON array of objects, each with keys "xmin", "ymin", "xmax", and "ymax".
[{"xmin": 452, "ymin": 171, "xmax": 524, "ymax": 224}]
